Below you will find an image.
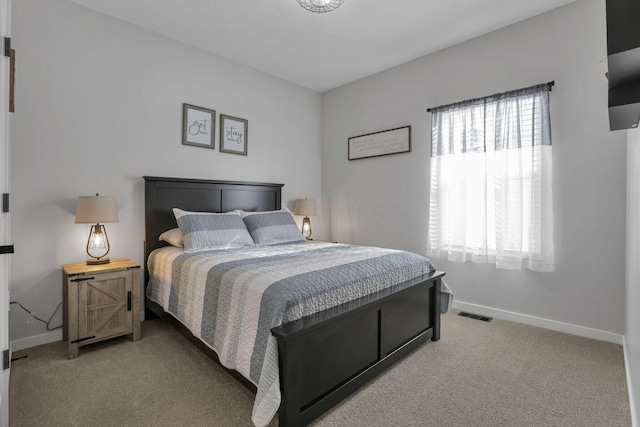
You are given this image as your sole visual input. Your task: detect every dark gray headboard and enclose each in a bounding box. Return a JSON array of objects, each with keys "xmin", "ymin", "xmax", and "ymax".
[{"xmin": 143, "ymin": 176, "xmax": 284, "ymax": 284}]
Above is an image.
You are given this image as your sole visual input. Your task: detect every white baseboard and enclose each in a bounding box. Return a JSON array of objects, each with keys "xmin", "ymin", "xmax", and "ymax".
[
  {"xmin": 10, "ymin": 311, "xmax": 147, "ymax": 352},
  {"xmin": 452, "ymin": 301, "xmax": 624, "ymax": 345},
  {"xmin": 624, "ymin": 337, "xmax": 638, "ymax": 427},
  {"xmin": 10, "ymin": 330, "xmax": 63, "ymax": 352},
  {"xmin": 8, "ymin": 304, "xmax": 624, "ymax": 348}
]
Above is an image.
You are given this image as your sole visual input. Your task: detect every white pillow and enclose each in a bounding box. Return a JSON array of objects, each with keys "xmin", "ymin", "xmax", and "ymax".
[
  {"xmin": 173, "ymin": 208, "xmax": 254, "ymax": 253},
  {"xmin": 159, "ymin": 228, "xmax": 184, "ymax": 248}
]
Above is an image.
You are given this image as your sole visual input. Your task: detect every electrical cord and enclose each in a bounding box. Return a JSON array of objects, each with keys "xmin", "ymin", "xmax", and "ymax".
[{"xmin": 10, "ymin": 301, "xmax": 63, "ymax": 331}]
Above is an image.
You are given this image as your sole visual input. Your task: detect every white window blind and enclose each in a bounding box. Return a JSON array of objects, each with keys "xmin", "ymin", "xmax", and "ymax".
[{"xmin": 427, "ymin": 83, "xmax": 554, "ymax": 272}]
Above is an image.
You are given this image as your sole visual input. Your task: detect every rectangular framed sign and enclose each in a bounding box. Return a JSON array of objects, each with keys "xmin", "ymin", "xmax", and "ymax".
[{"xmin": 348, "ymin": 126, "xmax": 411, "ymax": 160}]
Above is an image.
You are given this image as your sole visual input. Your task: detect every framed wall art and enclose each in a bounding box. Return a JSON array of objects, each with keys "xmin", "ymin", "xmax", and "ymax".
[
  {"xmin": 182, "ymin": 103, "xmax": 215, "ymax": 149},
  {"xmin": 348, "ymin": 125, "xmax": 411, "ymax": 160},
  {"xmin": 220, "ymin": 114, "xmax": 248, "ymax": 156}
]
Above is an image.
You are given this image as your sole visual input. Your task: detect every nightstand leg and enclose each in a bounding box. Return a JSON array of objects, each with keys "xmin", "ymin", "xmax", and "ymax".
[
  {"xmin": 132, "ymin": 268, "xmax": 140, "ymax": 342},
  {"xmin": 62, "ymin": 271, "xmax": 68, "ymax": 341},
  {"xmin": 68, "ymin": 281, "xmax": 79, "ymax": 359},
  {"xmin": 69, "ymin": 343, "xmax": 78, "ymax": 359}
]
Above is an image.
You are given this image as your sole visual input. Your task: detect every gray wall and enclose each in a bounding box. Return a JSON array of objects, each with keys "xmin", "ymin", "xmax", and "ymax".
[
  {"xmin": 321, "ymin": 0, "xmax": 627, "ymax": 337},
  {"xmin": 10, "ymin": 0, "xmax": 631, "ymax": 354},
  {"xmin": 9, "ymin": 0, "xmax": 323, "ymax": 345},
  {"xmin": 627, "ymin": 128, "xmax": 640, "ymax": 425}
]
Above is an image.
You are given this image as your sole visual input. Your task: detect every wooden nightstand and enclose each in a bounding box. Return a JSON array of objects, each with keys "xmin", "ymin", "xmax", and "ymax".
[{"xmin": 62, "ymin": 258, "xmax": 141, "ymax": 359}]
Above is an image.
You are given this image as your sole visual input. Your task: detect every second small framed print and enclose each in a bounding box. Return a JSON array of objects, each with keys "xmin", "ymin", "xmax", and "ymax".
[{"xmin": 220, "ymin": 114, "xmax": 248, "ymax": 156}]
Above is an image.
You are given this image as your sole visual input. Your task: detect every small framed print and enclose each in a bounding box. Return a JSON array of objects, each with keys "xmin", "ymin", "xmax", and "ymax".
[
  {"xmin": 182, "ymin": 104, "xmax": 215, "ymax": 149},
  {"xmin": 220, "ymin": 114, "xmax": 248, "ymax": 156}
]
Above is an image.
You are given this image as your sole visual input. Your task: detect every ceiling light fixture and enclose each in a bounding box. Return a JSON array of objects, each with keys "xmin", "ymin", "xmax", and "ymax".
[{"xmin": 297, "ymin": 0, "xmax": 344, "ymax": 13}]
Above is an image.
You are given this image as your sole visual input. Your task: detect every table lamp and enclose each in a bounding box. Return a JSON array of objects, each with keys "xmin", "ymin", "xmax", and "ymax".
[
  {"xmin": 294, "ymin": 198, "xmax": 317, "ymax": 239},
  {"xmin": 75, "ymin": 194, "xmax": 119, "ymax": 265}
]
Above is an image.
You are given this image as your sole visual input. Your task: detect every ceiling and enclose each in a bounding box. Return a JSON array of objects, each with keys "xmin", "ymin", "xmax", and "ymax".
[{"xmin": 68, "ymin": 0, "xmax": 577, "ymax": 92}]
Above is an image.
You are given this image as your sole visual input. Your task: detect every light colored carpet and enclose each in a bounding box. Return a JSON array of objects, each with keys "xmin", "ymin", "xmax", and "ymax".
[{"xmin": 9, "ymin": 311, "xmax": 631, "ymax": 426}]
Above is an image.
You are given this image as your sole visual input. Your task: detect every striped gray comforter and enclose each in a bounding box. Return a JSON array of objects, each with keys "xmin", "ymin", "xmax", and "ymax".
[{"xmin": 146, "ymin": 241, "xmax": 449, "ymax": 426}]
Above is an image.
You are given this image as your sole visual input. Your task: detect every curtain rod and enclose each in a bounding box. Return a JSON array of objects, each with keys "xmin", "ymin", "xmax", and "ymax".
[{"xmin": 426, "ymin": 81, "xmax": 555, "ymax": 113}]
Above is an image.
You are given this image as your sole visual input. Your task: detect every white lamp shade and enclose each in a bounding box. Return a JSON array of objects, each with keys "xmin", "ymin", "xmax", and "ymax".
[
  {"xmin": 294, "ymin": 199, "xmax": 317, "ymax": 216},
  {"xmin": 75, "ymin": 196, "xmax": 119, "ymax": 223}
]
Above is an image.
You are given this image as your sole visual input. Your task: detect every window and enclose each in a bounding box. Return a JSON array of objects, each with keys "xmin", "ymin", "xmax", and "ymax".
[{"xmin": 427, "ymin": 83, "xmax": 554, "ymax": 272}]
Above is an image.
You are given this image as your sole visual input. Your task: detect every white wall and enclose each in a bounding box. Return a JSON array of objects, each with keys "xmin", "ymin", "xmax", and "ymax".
[
  {"xmin": 9, "ymin": 0, "xmax": 323, "ymax": 346},
  {"xmin": 322, "ymin": 0, "xmax": 627, "ymax": 339},
  {"xmin": 627, "ymin": 128, "xmax": 640, "ymax": 425}
]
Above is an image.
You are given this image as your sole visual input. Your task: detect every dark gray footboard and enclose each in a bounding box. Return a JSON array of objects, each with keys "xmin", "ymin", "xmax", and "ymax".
[{"xmin": 272, "ymin": 271, "xmax": 444, "ymax": 427}]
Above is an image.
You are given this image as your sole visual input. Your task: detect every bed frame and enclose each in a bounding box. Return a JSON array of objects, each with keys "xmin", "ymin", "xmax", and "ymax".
[{"xmin": 143, "ymin": 176, "xmax": 445, "ymax": 427}]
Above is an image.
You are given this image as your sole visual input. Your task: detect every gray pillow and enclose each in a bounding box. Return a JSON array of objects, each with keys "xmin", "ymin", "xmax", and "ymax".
[
  {"xmin": 241, "ymin": 209, "xmax": 306, "ymax": 245},
  {"xmin": 173, "ymin": 208, "xmax": 254, "ymax": 253}
]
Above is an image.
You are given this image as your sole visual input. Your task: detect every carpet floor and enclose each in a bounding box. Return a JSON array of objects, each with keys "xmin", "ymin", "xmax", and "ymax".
[{"xmin": 9, "ymin": 311, "xmax": 631, "ymax": 426}]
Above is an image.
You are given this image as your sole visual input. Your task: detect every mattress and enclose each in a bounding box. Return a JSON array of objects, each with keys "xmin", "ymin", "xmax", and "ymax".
[{"xmin": 146, "ymin": 241, "xmax": 451, "ymax": 426}]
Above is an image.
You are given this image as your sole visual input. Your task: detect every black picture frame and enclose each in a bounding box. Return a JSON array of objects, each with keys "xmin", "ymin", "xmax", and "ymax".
[{"xmin": 348, "ymin": 125, "xmax": 411, "ymax": 160}]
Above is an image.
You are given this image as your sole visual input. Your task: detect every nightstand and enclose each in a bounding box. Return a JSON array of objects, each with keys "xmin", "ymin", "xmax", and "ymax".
[{"xmin": 62, "ymin": 258, "xmax": 141, "ymax": 359}]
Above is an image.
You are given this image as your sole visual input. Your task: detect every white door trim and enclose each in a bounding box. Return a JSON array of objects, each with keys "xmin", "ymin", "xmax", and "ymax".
[{"xmin": 0, "ymin": 0, "xmax": 13, "ymax": 425}]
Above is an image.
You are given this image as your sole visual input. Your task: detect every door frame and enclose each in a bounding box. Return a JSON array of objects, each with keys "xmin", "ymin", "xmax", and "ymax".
[{"xmin": 0, "ymin": 0, "xmax": 13, "ymax": 425}]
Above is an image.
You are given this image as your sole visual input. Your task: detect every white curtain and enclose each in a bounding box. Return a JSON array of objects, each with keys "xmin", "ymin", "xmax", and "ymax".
[{"xmin": 427, "ymin": 84, "xmax": 554, "ymax": 272}]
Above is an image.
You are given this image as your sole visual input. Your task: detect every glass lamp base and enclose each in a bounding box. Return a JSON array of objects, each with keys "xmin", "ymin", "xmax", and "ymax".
[{"xmin": 302, "ymin": 217, "xmax": 312, "ymax": 239}]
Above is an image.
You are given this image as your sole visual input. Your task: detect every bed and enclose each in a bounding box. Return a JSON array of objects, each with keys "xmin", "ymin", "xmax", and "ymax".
[{"xmin": 143, "ymin": 176, "xmax": 447, "ymax": 427}]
